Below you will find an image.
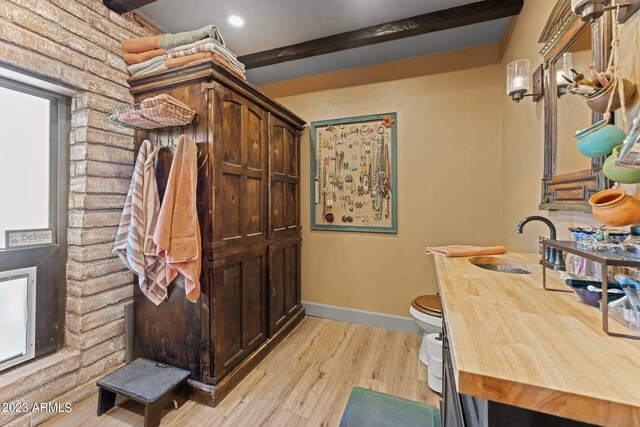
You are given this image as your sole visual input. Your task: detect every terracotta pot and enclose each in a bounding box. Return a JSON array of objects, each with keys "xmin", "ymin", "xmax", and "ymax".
[
  {"xmin": 575, "ymin": 119, "xmax": 626, "ymax": 158},
  {"xmin": 603, "ymin": 145, "xmax": 640, "ymax": 183},
  {"xmin": 586, "ymin": 78, "xmax": 637, "ymax": 114},
  {"xmin": 589, "ymin": 188, "xmax": 640, "ymax": 227}
]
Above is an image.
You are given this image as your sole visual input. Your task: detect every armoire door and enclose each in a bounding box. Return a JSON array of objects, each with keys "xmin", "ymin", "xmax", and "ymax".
[
  {"xmin": 211, "ymin": 86, "xmax": 268, "ymax": 253},
  {"xmin": 269, "ymin": 115, "xmax": 300, "ymax": 239},
  {"xmin": 268, "ymin": 237, "xmax": 301, "ymax": 335},
  {"xmin": 211, "ymin": 248, "xmax": 267, "ymax": 381}
]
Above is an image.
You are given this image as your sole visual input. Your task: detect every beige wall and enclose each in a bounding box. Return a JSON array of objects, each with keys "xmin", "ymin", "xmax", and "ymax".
[
  {"xmin": 501, "ymin": 0, "xmax": 640, "ymax": 253},
  {"xmin": 261, "ymin": 44, "xmax": 503, "ymax": 316}
]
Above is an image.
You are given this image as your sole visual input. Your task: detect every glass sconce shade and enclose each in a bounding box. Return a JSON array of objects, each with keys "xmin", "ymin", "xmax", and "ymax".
[
  {"xmin": 556, "ymin": 52, "xmax": 573, "ymax": 87},
  {"xmin": 506, "ymin": 59, "xmax": 531, "ymax": 95},
  {"xmin": 571, "ymin": 0, "xmax": 591, "ymax": 13}
]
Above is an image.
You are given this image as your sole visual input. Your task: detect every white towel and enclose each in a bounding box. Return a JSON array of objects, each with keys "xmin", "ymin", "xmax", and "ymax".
[{"xmin": 113, "ymin": 140, "xmax": 168, "ymax": 305}]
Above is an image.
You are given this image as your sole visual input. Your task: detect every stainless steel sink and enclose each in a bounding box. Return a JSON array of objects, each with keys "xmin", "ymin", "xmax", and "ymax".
[{"xmin": 468, "ymin": 256, "xmax": 535, "ymax": 275}]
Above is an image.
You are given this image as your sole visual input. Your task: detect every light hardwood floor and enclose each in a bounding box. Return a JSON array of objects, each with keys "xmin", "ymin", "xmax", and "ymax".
[{"xmin": 43, "ymin": 317, "xmax": 440, "ymax": 427}]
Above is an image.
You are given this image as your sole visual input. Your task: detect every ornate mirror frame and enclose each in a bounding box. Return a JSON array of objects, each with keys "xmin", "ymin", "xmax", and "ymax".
[{"xmin": 539, "ymin": 0, "xmax": 612, "ymax": 212}]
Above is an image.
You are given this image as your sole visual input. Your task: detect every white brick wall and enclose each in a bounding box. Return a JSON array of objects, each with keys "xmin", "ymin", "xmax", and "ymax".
[{"xmin": 0, "ymin": 1, "xmax": 157, "ymax": 424}]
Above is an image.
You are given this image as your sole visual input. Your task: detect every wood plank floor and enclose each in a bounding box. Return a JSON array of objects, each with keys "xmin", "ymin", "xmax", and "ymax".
[{"xmin": 43, "ymin": 317, "xmax": 440, "ymax": 427}]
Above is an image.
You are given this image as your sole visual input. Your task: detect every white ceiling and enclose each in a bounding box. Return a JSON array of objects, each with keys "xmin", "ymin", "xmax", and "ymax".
[{"xmin": 138, "ymin": 0, "xmax": 510, "ymax": 84}]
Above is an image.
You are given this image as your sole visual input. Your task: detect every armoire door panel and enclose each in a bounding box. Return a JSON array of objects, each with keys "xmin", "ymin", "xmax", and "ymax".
[
  {"xmin": 285, "ymin": 244, "xmax": 298, "ymax": 314},
  {"xmin": 243, "ymin": 177, "xmax": 263, "ymax": 236},
  {"xmin": 269, "ymin": 116, "xmax": 300, "ymax": 239},
  {"xmin": 212, "ymin": 249, "xmax": 267, "ymax": 381},
  {"xmin": 285, "ymin": 183, "xmax": 297, "ymax": 228},
  {"xmin": 213, "ymin": 87, "xmax": 268, "ymax": 250},
  {"xmin": 221, "ymin": 173, "xmax": 242, "ymax": 240},
  {"xmin": 268, "ymin": 238, "xmax": 301, "ymax": 335},
  {"xmin": 241, "ymin": 255, "xmax": 266, "ymax": 349},
  {"xmin": 221, "ymin": 100, "xmax": 242, "ymax": 166},
  {"xmin": 285, "ymin": 127, "xmax": 297, "ymax": 177},
  {"xmin": 246, "ymin": 107, "xmax": 263, "ymax": 170},
  {"xmin": 213, "ymin": 262, "xmax": 243, "ymax": 377},
  {"xmin": 268, "ymin": 246, "xmax": 286, "ymax": 334},
  {"xmin": 271, "ymin": 181, "xmax": 285, "ymax": 231}
]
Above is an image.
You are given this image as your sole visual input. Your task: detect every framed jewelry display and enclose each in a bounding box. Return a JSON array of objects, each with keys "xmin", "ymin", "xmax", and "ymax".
[{"xmin": 310, "ymin": 113, "xmax": 397, "ymax": 233}]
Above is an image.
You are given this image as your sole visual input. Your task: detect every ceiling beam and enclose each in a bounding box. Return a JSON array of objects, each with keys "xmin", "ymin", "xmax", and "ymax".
[
  {"xmin": 103, "ymin": 0, "xmax": 159, "ymax": 14},
  {"xmin": 239, "ymin": 0, "xmax": 523, "ymax": 69}
]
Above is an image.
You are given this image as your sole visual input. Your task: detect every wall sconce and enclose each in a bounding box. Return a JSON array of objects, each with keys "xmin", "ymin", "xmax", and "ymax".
[
  {"xmin": 571, "ymin": 0, "xmax": 640, "ymax": 24},
  {"xmin": 506, "ymin": 59, "xmax": 544, "ymax": 103},
  {"xmin": 556, "ymin": 52, "xmax": 573, "ymax": 98}
]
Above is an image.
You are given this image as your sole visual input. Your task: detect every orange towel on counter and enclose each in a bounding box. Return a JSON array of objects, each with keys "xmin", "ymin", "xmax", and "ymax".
[
  {"xmin": 124, "ymin": 48, "xmax": 166, "ymax": 65},
  {"xmin": 165, "ymin": 52, "xmax": 246, "ymax": 80},
  {"xmin": 153, "ymin": 135, "xmax": 202, "ymax": 303},
  {"xmin": 425, "ymin": 245, "xmax": 507, "ymax": 257},
  {"xmin": 121, "ymin": 34, "xmax": 164, "ymax": 53}
]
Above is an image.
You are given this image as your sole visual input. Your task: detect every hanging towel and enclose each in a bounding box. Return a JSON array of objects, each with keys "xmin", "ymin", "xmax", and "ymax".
[
  {"xmin": 425, "ymin": 245, "xmax": 507, "ymax": 257},
  {"xmin": 124, "ymin": 48, "xmax": 166, "ymax": 65},
  {"xmin": 154, "ymin": 135, "xmax": 202, "ymax": 303},
  {"xmin": 113, "ymin": 140, "xmax": 168, "ymax": 305},
  {"xmin": 158, "ymin": 24, "xmax": 225, "ymax": 50}
]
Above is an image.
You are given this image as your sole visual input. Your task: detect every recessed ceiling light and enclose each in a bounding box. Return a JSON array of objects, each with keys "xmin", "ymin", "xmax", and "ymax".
[{"xmin": 227, "ymin": 15, "xmax": 245, "ymax": 27}]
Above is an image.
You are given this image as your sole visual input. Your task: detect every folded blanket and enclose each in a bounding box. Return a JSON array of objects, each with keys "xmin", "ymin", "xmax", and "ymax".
[
  {"xmin": 113, "ymin": 140, "xmax": 168, "ymax": 305},
  {"xmin": 117, "ymin": 109, "xmax": 163, "ymax": 129},
  {"xmin": 124, "ymin": 48, "xmax": 166, "ymax": 65},
  {"xmin": 165, "ymin": 52, "xmax": 245, "ymax": 80},
  {"xmin": 166, "ymin": 37, "xmax": 243, "ymax": 68},
  {"xmin": 154, "ymin": 135, "xmax": 202, "ymax": 303},
  {"xmin": 166, "ymin": 42, "xmax": 245, "ymax": 71},
  {"xmin": 127, "ymin": 54, "xmax": 167, "ymax": 75},
  {"xmin": 158, "ymin": 24, "xmax": 224, "ymax": 50},
  {"xmin": 121, "ymin": 34, "xmax": 164, "ymax": 53},
  {"xmin": 425, "ymin": 245, "xmax": 507, "ymax": 257}
]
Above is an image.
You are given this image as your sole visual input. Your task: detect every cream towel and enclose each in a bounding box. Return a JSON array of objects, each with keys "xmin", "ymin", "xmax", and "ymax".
[{"xmin": 113, "ymin": 140, "xmax": 168, "ymax": 305}]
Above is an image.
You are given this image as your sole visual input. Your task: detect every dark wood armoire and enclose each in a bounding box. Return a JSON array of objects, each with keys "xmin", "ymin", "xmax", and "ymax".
[{"xmin": 126, "ymin": 60, "xmax": 305, "ymax": 406}]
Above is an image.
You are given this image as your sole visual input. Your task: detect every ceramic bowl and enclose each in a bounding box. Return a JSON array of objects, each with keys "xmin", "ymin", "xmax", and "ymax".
[
  {"xmin": 568, "ymin": 227, "xmax": 596, "ymax": 242},
  {"xmin": 575, "ymin": 119, "xmax": 626, "ymax": 158},
  {"xmin": 590, "ymin": 188, "xmax": 640, "ymax": 227},
  {"xmin": 607, "ymin": 230, "xmax": 631, "ymax": 244},
  {"xmin": 603, "ymin": 145, "xmax": 640, "ymax": 184},
  {"xmin": 586, "ymin": 78, "xmax": 637, "ymax": 114},
  {"xmin": 565, "ymin": 281, "xmax": 624, "ymax": 307}
]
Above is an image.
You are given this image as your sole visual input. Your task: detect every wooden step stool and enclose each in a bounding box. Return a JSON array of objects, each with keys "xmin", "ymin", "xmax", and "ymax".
[{"xmin": 96, "ymin": 358, "xmax": 190, "ymax": 427}]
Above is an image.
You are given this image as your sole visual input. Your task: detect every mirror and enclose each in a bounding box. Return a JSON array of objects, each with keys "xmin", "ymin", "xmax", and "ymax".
[
  {"xmin": 539, "ymin": 0, "xmax": 611, "ymax": 212},
  {"xmin": 555, "ymin": 28, "xmax": 592, "ymax": 175}
]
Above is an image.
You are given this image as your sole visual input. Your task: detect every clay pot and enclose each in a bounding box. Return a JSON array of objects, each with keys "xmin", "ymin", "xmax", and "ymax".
[
  {"xmin": 589, "ymin": 188, "xmax": 640, "ymax": 227},
  {"xmin": 575, "ymin": 119, "xmax": 626, "ymax": 158},
  {"xmin": 603, "ymin": 145, "xmax": 640, "ymax": 183},
  {"xmin": 586, "ymin": 78, "xmax": 637, "ymax": 114}
]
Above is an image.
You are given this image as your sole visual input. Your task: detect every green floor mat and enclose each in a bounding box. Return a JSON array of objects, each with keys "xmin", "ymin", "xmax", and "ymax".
[{"xmin": 339, "ymin": 387, "xmax": 441, "ymax": 427}]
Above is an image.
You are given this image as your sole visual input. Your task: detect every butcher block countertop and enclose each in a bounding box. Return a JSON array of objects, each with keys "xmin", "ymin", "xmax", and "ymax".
[{"xmin": 434, "ymin": 252, "xmax": 640, "ymax": 427}]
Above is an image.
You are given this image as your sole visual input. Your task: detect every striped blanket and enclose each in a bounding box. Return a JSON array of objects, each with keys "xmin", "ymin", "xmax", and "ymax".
[{"xmin": 113, "ymin": 140, "xmax": 168, "ymax": 305}]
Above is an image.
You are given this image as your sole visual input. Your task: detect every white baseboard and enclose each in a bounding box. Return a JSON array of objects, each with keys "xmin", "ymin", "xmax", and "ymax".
[{"xmin": 302, "ymin": 301, "xmax": 419, "ymax": 334}]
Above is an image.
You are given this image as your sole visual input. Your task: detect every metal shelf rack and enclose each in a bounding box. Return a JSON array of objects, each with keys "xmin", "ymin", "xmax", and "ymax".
[{"xmin": 543, "ymin": 240, "xmax": 640, "ymax": 340}]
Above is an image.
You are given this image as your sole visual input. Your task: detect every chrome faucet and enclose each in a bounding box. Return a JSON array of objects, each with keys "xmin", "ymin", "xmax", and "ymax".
[{"xmin": 515, "ymin": 216, "xmax": 565, "ymax": 270}]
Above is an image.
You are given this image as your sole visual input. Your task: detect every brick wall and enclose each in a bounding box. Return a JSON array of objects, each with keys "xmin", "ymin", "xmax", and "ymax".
[{"xmin": 0, "ymin": 1, "xmax": 157, "ymax": 425}]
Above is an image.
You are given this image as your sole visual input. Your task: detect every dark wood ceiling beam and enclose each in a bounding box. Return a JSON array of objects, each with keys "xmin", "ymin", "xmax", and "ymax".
[
  {"xmin": 103, "ymin": 0, "xmax": 159, "ymax": 14},
  {"xmin": 239, "ymin": 0, "xmax": 523, "ymax": 69}
]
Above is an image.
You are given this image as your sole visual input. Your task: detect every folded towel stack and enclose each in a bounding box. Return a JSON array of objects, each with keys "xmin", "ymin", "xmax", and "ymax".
[
  {"xmin": 121, "ymin": 25, "xmax": 245, "ymax": 80},
  {"xmin": 424, "ymin": 245, "xmax": 507, "ymax": 258}
]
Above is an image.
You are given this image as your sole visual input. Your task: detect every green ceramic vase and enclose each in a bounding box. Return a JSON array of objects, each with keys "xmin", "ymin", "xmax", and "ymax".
[
  {"xmin": 575, "ymin": 119, "xmax": 626, "ymax": 158},
  {"xmin": 603, "ymin": 145, "xmax": 640, "ymax": 183}
]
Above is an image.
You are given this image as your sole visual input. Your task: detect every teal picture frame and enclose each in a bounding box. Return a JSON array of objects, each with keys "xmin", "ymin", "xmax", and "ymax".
[{"xmin": 310, "ymin": 113, "xmax": 397, "ymax": 233}]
